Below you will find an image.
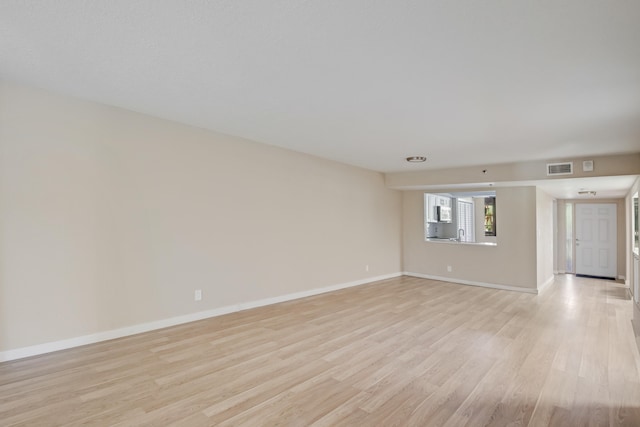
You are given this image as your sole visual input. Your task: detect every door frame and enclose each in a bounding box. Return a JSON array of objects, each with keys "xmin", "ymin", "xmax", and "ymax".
[{"xmin": 575, "ymin": 202, "xmax": 617, "ymax": 279}]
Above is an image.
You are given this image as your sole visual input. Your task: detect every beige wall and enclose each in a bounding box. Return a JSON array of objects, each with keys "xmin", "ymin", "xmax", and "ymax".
[
  {"xmin": 536, "ymin": 188, "xmax": 555, "ymax": 286},
  {"xmin": 403, "ymin": 187, "xmax": 539, "ymax": 290},
  {"xmin": 626, "ymin": 177, "xmax": 640, "ymax": 292},
  {"xmin": 386, "ymin": 153, "xmax": 640, "ymax": 189},
  {"xmin": 0, "ymin": 82, "xmax": 403, "ymax": 352},
  {"xmin": 556, "ymin": 200, "xmax": 569, "ymax": 273},
  {"xmin": 627, "ymin": 177, "xmax": 640, "ymax": 349},
  {"xmin": 555, "ymin": 198, "xmax": 626, "ymax": 278}
]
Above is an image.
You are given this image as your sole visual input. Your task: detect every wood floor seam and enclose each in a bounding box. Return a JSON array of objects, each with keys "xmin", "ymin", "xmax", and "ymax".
[{"xmin": 1, "ymin": 275, "xmax": 639, "ymax": 426}]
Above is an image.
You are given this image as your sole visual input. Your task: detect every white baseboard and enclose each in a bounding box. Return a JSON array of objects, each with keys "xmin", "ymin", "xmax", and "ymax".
[
  {"xmin": 537, "ymin": 275, "xmax": 555, "ymax": 293},
  {"xmin": 0, "ymin": 272, "xmax": 402, "ymax": 363},
  {"xmin": 403, "ymin": 272, "xmax": 538, "ymax": 294}
]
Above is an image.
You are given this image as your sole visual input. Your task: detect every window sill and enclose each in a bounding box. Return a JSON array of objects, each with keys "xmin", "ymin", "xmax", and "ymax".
[{"xmin": 425, "ymin": 238, "xmax": 497, "ymax": 247}]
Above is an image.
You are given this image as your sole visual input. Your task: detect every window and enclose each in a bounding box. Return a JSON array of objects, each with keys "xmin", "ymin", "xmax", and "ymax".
[
  {"xmin": 457, "ymin": 199, "xmax": 474, "ymax": 242},
  {"xmin": 423, "ymin": 191, "xmax": 496, "ymax": 245},
  {"xmin": 484, "ymin": 197, "xmax": 496, "ymax": 236}
]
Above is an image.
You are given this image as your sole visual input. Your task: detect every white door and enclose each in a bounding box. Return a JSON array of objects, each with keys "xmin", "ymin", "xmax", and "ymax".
[{"xmin": 575, "ymin": 203, "xmax": 617, "ymax": 279}]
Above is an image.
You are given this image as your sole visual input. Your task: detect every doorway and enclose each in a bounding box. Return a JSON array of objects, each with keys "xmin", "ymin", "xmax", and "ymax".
[{"xmin": 575, "ymin": 203, "xmax": 617, "ymax": 279}]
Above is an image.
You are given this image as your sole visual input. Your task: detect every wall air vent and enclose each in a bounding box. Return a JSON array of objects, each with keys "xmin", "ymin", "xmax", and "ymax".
[{"xmin": 546, "ymin": 162, "xmax": 573, "ymax": 176}]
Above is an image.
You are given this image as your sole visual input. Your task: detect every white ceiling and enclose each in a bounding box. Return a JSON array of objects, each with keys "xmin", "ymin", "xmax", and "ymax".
[
  {"xmin": 1, "ymin": 1, "xmax": 640, "ymax": 176},
  {"xmin": 391, "ymin": 175, "xmax": 638, "ymax": 200},
  {"xmin": 494, "ymin": 175, "xmax": 637, "ymax": 200},
  {"xmin": 419, "ymin": 175, "xmax": 638, "ymax": 200},
  {"xmin": 523, "ymin": 175, "xmax": 639, "ymax": 200}
]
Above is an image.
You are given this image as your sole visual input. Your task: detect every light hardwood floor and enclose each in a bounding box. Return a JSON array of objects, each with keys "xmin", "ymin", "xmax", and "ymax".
[{"xmin": 1, "ymin": 275, "xmax": 640, "ymax": 426}]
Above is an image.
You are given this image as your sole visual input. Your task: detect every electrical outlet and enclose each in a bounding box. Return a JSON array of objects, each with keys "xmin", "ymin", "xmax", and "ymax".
[
  {"xmin": 194, "ymin": 289, "xmax": 202, "ymax": 301},
  {"xmin": 365, "ymin": 264, "xmax": 369, "ymax": 272},
  {"xmin": 447, "ymin": 265, "xmax": 452, "ymax": 272}
]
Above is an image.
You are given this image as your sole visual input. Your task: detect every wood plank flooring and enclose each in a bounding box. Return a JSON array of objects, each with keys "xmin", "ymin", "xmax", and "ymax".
[{"xmin": 1, "ymin": 275, "xmax": 640, "ymax": 426}]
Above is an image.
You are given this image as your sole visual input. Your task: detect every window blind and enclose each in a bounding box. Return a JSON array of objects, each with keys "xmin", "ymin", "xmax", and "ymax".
[{"xmin": 457, "ymin": 200, "xmax": 474, "ymax": 242}]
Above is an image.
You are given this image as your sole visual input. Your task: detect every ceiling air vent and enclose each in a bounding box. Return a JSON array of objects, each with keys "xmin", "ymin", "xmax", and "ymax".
[{"xmin": 546, "ymin": 162, "xmax": 573, "ymax": 176}]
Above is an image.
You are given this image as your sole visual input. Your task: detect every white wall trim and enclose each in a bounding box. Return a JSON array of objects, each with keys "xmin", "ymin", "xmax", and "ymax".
[
  {"xmin": 403, "ymin": 272, "xmax": 538, "ymax": 294},
  {"xmin": 0, "ymin": 272, "xmax": 402, "ymax": 362},
  {"xmin": 537, "ymin": 275, "xmax": 555, "ymax": 293}
]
